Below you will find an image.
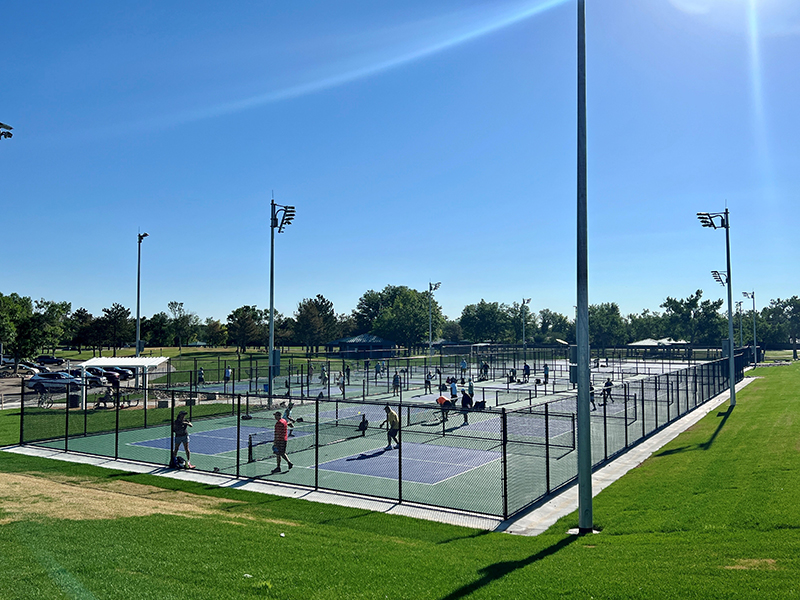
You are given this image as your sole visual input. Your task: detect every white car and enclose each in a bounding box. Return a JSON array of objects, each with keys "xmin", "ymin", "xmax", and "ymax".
[{"xmin": 26, "ymin": 372, "xmax": 82, "ymax": 394}]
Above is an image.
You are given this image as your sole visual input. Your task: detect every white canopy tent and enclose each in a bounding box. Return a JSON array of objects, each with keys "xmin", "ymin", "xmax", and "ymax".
[{"xmin": 75, "ymin": 356, "xmax": 170, "ymax": 408}]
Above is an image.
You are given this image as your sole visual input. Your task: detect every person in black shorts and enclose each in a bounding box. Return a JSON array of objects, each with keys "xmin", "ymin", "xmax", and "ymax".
[{"xmin": 171, "ymin": 411, "xmax": 195, "ymax": 469}]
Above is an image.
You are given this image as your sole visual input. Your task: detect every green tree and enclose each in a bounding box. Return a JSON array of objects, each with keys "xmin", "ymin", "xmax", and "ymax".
[
  {"xmin": 506, "ymin": 302, "xmax": 537, "ymax": 345},
  {"xmin": 441, "ymin": 319, "xmax": 463, "ymax": 342},
  {"xmin": 204, "ymin": 317, "xmax": 228, "ymax": 347},
  {"xmin": 143, "ymin": 312, "xmax": 172, "ymax": 347},
  {"xmin": 227, "ymin": 306, "xmax": 261, "ymax": 353},
  {"xmin": 537, "ymin": 309, "xmax": 573, "ymax": 344},
  {"xmin": 588, "ymin": 302, "xmax": 627, "ymax": 348},
  {"xmin": 459, "ymin": 300, "xmax": 510, "ymax": 343},
  {"xmin": 101, "ymin": 303, "xmax": 132, "ymax": 357},
  {"xmin": 168, "ymin": 301, "xmax": 200, "ymax": 350},
  {"xmin": 67, "ymin": 307, "xmax": 94, "ymax": 352},
  {"xmin": 0, "ymin": 294, "xmax": 70, "ymax": 364},
  {"xmin": 626, "ymin": 309, "xmax": 664, "ymax": 342},
  {"xmin": 372, "ymin": 287, "xmax": 441, "ymax": 349},
  {"xmin": 661, "ymin": 290, "xmax": 724, "ymax": 346}
]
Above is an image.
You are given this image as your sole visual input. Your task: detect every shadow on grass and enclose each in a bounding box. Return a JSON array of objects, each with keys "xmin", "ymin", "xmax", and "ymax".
[
  {"xmin": 439, "ymin": 535, "xmax": 578, "ymax": 600},
  {"xmin": 654, "ymin": 405, "xmax": 735, "ymax": 457}
]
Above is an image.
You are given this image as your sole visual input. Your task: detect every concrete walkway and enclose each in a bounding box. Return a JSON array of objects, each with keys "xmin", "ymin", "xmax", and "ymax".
[{"xmin": 2, "ymin": 378, "xmax": 752, "ymax": 536}]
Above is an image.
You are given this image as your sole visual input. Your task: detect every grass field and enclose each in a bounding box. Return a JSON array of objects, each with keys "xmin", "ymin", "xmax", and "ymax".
[{"xmin": 1, "ymin": 362, "xmax": 798, "ymax": 599}]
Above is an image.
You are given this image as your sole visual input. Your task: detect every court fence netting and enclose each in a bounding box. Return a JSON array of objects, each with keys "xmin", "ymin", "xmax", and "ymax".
[{"xmin": 17, "ymin": 355, "xmax": 746, "ymax": 520}]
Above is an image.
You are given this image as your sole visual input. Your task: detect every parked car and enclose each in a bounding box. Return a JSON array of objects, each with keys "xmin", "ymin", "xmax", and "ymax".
[
  {"xmin": 26, "ymin": 372, "xmax": 82, "ymax": 394},
  {"xmin": 0, "ymin": 364, "xmax": 39, "ymax": 378},
  {"xmin": 36, "ymin": 355, "xmax": 65, "ymax": 366},
  {"xmin": 68, "ymin": 369, "xmax": 105, "ymax": 388},
  {"xmin": 104, "ymin": 366, "xmax": 134, "ymax": 380},
  {"xmin": 18, "ymin": 362, "xmax": 42, "ymax": 374},
  {"xmin": 85, "ymin": 366, "xmax": 117, "ymax": 383}
]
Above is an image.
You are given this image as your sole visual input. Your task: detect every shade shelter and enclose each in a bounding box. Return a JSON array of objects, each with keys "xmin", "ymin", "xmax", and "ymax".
[{"xmin": 76, "ymin": 356, "xmax": 169, "ymax": 408}]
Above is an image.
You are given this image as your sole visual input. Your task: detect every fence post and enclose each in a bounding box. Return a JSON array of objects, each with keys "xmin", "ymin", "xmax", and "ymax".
[
  {"xmin": 65, "ymin": 389, "xmax": 70, "ymax": 453},
  {"xmin": 545, "ymin": 403, "xmax": 551, "ymax": 495},
  {"xmin": 624, "ymin": 384, "xmax": 629, "ymax": 448},
  {"xmin": 314, "ymin": 397, "xmax": 319, "ymax": 490},
  {"xmin": 19, "ymin": 377, "xmax": 24, "ymax": 445},
  {"xmin": 398, "ymin": 403, "xmax": 403, "ymax": 504},
  {"xmin": 501, "ymin": 407, "xmax": 508, "ymax": 520},
  {"xmin": 236, "ymin": 394, "xmax": 241, "ymax": 478},
  {"xmin": 114, "ymin": 387, "xmax": 120, "ymax": 460}
]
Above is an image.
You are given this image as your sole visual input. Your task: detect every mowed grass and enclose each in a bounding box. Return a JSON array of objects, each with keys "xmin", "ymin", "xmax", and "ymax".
[{"xmin": 1, "ymin": 364, "xmax": 798, "ymax": 599}]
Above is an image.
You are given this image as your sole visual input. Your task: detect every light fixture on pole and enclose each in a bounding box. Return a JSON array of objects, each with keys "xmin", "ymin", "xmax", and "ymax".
[
  {"xmin": 743, "ymin": 291, "xmax": 757, "ymax": 366},
  {"xmin": 428, "ymin": 282, "xmax": 441, "ymax": 357},
  {"xmin": 522, "ymin": 298, "xmax": 531, "ymax": 357},
  {"xmin": 735, "ymin": 300, "xmax": 743, "ymax": 347},
  {"xmin": 269, "ymin": 197, "xmax": 295, "ymax": 409},
  {"xmin": 135, "ymin": 232, "xmax": 149, "ymax": 388},
  {"xmin": 697, "ymin": 209, "xmax": 736, "ymax": 406},
  {"xmin": 0, "ymin": 122, "xmax": 12, "ymax": 140}
]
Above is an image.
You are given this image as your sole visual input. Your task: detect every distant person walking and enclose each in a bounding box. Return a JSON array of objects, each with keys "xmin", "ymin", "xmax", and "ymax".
[
  {"xmin": 522, "ymin": 362, "xmax": 530, "ymax": 383},
  {"xmin": 171, "ymin": 411, "xmax": 195, "ymax": 469},
  {"xmin": 345, "ymin": 364, "xmax": 351, "ymax": 385},
  {"xmin": 271, "ymin": 411, "xmax": 293, "ymax": 473},
  {"xmin": 602, "ymin": 378, "xmax": 613, "ymax": 405},
  {"xmin": 543, "ymin": 363, "xmax": 550, "ymax": 385},
  {"xmin": 197, "ymin": 367, "xmax": 205, "ymax": 387},
  {"xmin": 424, "ymin": 371, "xmax": 433, "ymax": 394},
  {"xmin": 460, "ymin": 358, "xmax": 468, "ymax": 379},
  {"xmin": 392, "ymin": 371, "xmax": 401, "ymax": 396},
  {"xmin": 380, "ymin": 405, "xmax": 400, "ymax": 450},
  {"xmin": 460, "ymin": 389, "xmax": 473, "ymax": 425},
  {"xmin": 224, "ymin": 366, "xmax": 232, "ymax": 390},
  {"xmin": 375, "ymin": 361, "xmax": 381, "ymax": 383}
]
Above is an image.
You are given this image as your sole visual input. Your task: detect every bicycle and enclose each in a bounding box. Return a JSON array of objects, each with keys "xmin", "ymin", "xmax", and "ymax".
[{"xmin": 37, "ymin": 392, "xmax": 54, "ymax": 409}]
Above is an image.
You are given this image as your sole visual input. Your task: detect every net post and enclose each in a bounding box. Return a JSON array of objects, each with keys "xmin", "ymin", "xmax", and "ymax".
[{"xmin": 501, "ymin": 407, "xmax": 508, "ymax": 520}]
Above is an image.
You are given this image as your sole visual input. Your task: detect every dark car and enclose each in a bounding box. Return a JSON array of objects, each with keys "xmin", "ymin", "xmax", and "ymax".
[
  {"xmin": 68, "ymin": 369, "xmax": 105, "ymax": 388},
  {"xmin": 104, "ymin": 366, "xmax": 134, "ymax": 380},
  {"xmin": 36, "ymin": 355, "xmax": 65, "ymax": 366},
  {"xmin": 85, "ymin": 366, "xmax": 118, "ymax": 383}
]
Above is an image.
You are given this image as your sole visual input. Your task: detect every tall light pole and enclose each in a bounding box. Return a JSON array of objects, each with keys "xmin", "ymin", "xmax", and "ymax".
[
  {"xmin": 576, "ymin": 0, "xmax": 593, "ymax": 534},
  {"xmin": 735, "ymin": 301, "xmax": 743, "ymax": 347},
  {"xmin": 428, "ymin": 282, "xmax": 441, "ymax": 357},
  {"xmin": 135, "ymin": 232, "xmax": 149, "ymax": 388},
  {"xmin": 521, "ymin": 298, "xmax": 531, "ymax": 358},
  {"xmin": 743, "ymin": 291, "xmax": 757, "ymax": 366},
  {"xmin": 269, "ymin": 197, "xmax": 295, "ymax": 408},
  {"xmin": 698, "ymin": 209, "xmax": 736, "ymax": 407}
]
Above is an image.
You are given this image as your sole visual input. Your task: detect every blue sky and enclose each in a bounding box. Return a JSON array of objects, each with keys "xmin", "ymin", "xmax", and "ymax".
[{"xmin": 2, "ymin": 0, "xmax": 798, "ymax": 324}]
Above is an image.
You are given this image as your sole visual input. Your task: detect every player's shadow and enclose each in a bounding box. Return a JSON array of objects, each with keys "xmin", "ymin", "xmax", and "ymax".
[
  {"xmin": 438, "ymin": 535, "xmax": 578, "ymax": 600},
  {"xmin": 654, "ymin": 405, "xmax": 735, "ymax": 457},
  {"xmin": 346, "ymin": 448, "xmax": 389, "ymax": 461}
]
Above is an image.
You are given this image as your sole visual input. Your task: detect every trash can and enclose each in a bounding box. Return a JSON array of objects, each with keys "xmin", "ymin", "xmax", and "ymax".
[{"xmin": 68, "ymin": 394, "xmax": 80, "ymax": 408}]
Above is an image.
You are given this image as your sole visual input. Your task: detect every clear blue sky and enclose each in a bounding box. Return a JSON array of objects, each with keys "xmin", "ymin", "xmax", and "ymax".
[{"xmin": 2, "ymin": 0, "xmax": 798, "ymax": 324}]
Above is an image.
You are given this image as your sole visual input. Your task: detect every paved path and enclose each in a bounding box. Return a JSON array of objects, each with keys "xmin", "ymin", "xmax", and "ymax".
[{"xmin": 2, "ymin": 378, "xmax": 752, "ymax": 535}]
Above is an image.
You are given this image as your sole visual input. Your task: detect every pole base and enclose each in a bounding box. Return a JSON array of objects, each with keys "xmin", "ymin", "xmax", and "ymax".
[{"xmin": 568, "ymin": 527, "xmax": 600, "ymax": 536}]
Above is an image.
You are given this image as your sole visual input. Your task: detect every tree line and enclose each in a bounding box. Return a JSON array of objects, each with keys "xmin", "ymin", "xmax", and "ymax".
[{"xmin": 1, "ymin": 287, "xmax": 798, "ymax": 362}]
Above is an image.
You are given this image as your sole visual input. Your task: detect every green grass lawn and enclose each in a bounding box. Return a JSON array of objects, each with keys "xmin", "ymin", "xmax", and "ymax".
[{"xmin": 1, "ymin": 363, "xmax": 798, "ymax": 599}]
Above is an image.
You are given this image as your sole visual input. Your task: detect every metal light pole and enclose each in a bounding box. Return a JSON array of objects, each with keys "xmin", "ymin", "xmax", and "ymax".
[
  {"xmin": 698, "ymin": 209, "xmax": 736, "ymax": 406},
  {"xmin": 269, "ymin": 198, "xmax": 295, "ymax": 409},
  {"xmin": 576, "ymin": 0, "xmax": 593, "ymax": 534},
  {"xmin": 743, "ymin": 291, "xmax": 757, "ymax": 366},
  {"xmin": 522, "ymin": 298, "xmax": 531, "ymax": 358},
  {"xmin": 735, "ymin": 301, "xmax": 743, "ymax": 347},
  {"xmin": 135, "ymin": 232, "xmax": 149, "ymax": 388},
  {"xmin": 428, "ymin": 282, "xmax": 441, "ymax": 356}
]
